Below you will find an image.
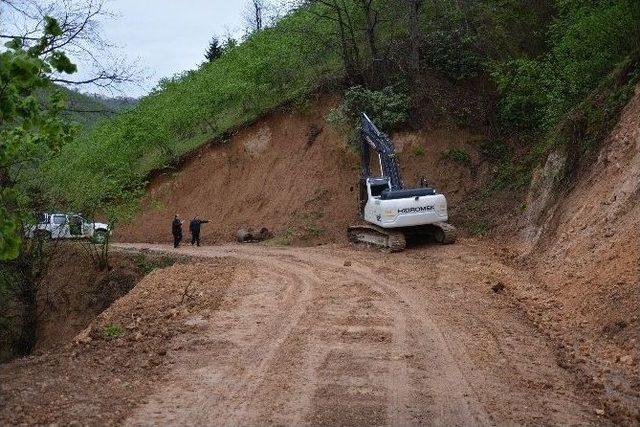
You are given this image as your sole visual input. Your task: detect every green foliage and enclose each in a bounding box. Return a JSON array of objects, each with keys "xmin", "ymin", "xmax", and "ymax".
[
  {"xmin": 423, "ymin": 29, "xmax": 481, "ymax": 80},
  {"xmin": 542, "ymin": 53, "xmax": 640, "ymax": 167},
  {"xmin": 57, "ymin": 86, "xmax": 137, "ymax": 130},
  {"xmin": 493, "ymin": 0, "xmax": 640, "ymax": 129},
  {"xmin": 266, "ymin": 227, "xmax": 294, "ymax": 246},
  {"xmin": 491, "ymin": 59, "xmax": 546, "ymax": 128},
  {"xmin": 466, "ymin": 220, "xmax": 490, "ymax": 236},
  {"xmin": 479, "ymin": 139, "xmax": 510, "ymax": 162},
  {"xmin": 414, "ymin": 145, "xmax": 425, "ymax": 157},
  {"xmin": 103, "ymin": 323, "xmax": 123, "ymax": 339},
  {"xmin": 133, "ymin": 254, "xmax": 177, "ymax": 275},
  {"xmin": 0, "ymin": 18, "xmax": 78, "ymax": 260},
  {"xmin": 442, "ymin": 148, "xmax": 472, "ymax": 168},
  {"xmin": 327, "ymin": 85, "xmax": 409, "ymax": 147}
]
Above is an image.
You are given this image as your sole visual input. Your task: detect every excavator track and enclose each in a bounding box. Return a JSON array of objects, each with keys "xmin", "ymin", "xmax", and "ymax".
[
  {"xmin": 348, "ymin": 222, "xmax": 457, "ymax": 252},
  {"xmin": 430, "ymin": 222, "xmax": 457, "ymax": 244},
  {"xmin": 347, "ymin": 224, "xmax": 406, "ymax": 252}
]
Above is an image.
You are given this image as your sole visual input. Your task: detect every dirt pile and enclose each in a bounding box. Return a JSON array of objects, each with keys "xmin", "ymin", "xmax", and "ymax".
[
  {"xmin": 518, "ymin": 82, "xmax": 640, "ymax": 423},
  {"xmin": 0, "ymin": 258, "xmax": 241, "ymax": 425},
  {"xmin": 0, "ymin": 244, "xmax": 190, "ymax": 362},
  {"xmin": 116, "ymin": 96, "xmax": 495, "ymax": 245}
]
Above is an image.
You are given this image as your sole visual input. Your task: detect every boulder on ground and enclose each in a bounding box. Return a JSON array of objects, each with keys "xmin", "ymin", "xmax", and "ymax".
[{"xmin": 236, "ymin": 227, "xmax": 272, "ymax": 243}]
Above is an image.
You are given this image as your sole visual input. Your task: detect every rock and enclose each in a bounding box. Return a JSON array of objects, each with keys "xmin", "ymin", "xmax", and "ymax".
[
  {"xmin": 237, "ymin": 227, "xmax": 273, "ymax": 243},
  {"xmin": 74, "ymin": 327, "xmax": 93, "ymax": 345},
  {"xmin": 343, "ymin": 260, "xmax": 352, "ymax": 267},
  {"xmin": 165, "ymin": 308, "xmax": 179, "ymax": 319},
  {"xmin": 619, "ymin": 355, "xmax": 634, "ymax": 365},
  {"xmin": 492, "ymin": 282, "xmax": 506, "ymax": 293},
  {"xmin": 595, "ymin": 409, "xmax": 605, "ymax": 416}
]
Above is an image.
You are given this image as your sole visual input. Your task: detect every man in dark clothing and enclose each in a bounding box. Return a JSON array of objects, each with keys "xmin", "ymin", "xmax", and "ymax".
[
  {"xmin": 172, "ymin": 214, "xmax": 183, "ymax": 248},
  {"xmin": 189, "ymin": 216, "xmax": 210, "ymax": 247}
]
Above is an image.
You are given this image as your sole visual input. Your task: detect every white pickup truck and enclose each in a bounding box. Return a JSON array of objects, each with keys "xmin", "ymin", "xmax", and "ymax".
[{"xmin": 26, "ymin": 213, "xmax": 111, "ymax": 244}]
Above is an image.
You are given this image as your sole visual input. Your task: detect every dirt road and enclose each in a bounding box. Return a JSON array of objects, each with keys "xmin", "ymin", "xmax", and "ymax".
[{"xmin": 107, "ymin": 242, "xmax": 598, "ymax": 426}]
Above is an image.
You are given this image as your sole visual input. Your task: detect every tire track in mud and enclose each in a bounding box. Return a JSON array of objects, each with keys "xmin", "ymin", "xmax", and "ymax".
[
  {"xmin": 115, "ymin": 243, "xmax": 597, "ymax": 426},
  {"xmin": 125, "ymin": 255, "xmax": 314, "ymax": 426},
  {"xmin": 283, "ymin": 248, "xmax": 491, "ymax": 426}
]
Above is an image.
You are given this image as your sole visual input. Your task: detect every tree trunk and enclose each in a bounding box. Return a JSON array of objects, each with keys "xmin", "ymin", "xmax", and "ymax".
[{"xmin": 407, "ymin": 0, "xmax": 422, "ymax": 79}]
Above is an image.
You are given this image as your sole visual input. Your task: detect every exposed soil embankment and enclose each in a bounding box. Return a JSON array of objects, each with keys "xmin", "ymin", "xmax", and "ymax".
[
  {"xmin": 0, "ymin": 243, "xmax": 187, "ymax": 362},
  {"xmin": 116, "ymin": 96, "xmax": 492, "ymax": 245},
  {"xmin": 517, "ymin": 83, "xmax": 640, "ymax": 423}
]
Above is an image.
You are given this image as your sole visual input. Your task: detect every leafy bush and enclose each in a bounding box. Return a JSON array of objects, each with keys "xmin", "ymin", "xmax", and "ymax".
[
  {"xmin": 491, "ymin": 59, "xmax": 546, "ymax": 128},
  {"xmin": 442, "ymin": 148, "xmax": 472, "ymax": 168},
  {"xmin": 479, "ymin": 139, "xmax": 510, "ymax": 162},
  {"xmin": 423, "ymin": 29, "xmax": 482, "ymax": 80},
  {"xmin": 493, "ymin": 0, "xmax": 640, "ymax": 130},
  {"xmin": 327, "ymin": 85, "xmax": 409, "ymax": 147}
]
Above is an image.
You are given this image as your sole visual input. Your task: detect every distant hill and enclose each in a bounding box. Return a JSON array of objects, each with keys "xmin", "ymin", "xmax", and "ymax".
[{"xmin": 59, "ymin": 86, "xmax": 138, "ymax": 129}]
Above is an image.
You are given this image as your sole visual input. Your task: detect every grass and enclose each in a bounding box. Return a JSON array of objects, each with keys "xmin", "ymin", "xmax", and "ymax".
[
  {"xmin": 133, "ymin": 254, "xmax": 177, "ymax": 275},
  {"xmin": 466, "ymin": 220, "xmax": 491, "ymax": 236},
  {"xmin": 414, "ymin": 145, "xmax": 425, "ymax": 157},
  {"xmin": 442, "ymin": 148, "xmax": 472, "ymax": 168},
  {"xmin": 265, "ymin": 227, "xmax": 295, "ymax": 246},
  {"xmin": 103, "ymin": 323, "xmax": 123, "ymax": 339}
]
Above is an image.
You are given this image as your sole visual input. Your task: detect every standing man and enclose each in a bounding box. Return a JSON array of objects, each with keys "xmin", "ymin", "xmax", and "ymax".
[
  {"xmin": 172, "ymin": 214, "xmax": 183, "ymax": 248},
  {"xmin": 189, "ymin": 216, "xmax": 210, "ymax": 247}
]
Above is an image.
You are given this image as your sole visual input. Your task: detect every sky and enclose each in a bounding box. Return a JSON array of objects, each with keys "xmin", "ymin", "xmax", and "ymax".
[{"xmin": 84, "ymin": 0, "xmax": 246, "ymax": 97}]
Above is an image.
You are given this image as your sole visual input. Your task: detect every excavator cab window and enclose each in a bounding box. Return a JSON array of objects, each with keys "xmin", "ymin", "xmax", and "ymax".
[{"xmin": 368, "ymin": 179, "xmax": 390, "ymax": 198}]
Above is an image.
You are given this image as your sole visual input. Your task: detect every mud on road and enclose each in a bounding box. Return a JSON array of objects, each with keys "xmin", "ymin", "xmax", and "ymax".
[{"xmin": 1, "ymin": 242, "xmax": 601, "ymax": 426}]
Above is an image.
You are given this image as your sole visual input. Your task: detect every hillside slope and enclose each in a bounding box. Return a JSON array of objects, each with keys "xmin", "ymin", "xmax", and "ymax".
[
  {"xmin": 520, "ymin": 82, "xmax": 640, "ymax": 422},
  {"xmin": 116, "ymin": 96, "xmax": 488, "ymax": 245}
]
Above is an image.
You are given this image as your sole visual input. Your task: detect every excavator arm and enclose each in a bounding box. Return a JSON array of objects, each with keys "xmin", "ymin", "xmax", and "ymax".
[{"xmin": 360, "ymin": 113, "xmax": 404, "ymax": 191}]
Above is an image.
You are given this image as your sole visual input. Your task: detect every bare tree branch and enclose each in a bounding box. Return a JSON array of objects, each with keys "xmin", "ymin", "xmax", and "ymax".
[{"xmin": 2, "ymin": 0, "xmax": 143, "ymax": 93}]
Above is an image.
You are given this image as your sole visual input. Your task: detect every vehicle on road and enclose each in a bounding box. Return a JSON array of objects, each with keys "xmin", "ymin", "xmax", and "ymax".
[
  {"xmin": 348, "ymin": 113, "xmax": 457, "ymax": 251},
  {"xmin": 25, "ymin": 213, "xmax": 111, "ymax": 244}
]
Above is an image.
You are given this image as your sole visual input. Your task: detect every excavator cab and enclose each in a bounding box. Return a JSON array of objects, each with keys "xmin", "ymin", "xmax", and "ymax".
[{"xmin": 358, "ymin": 177, "xmax": 390, "ymax": 216}]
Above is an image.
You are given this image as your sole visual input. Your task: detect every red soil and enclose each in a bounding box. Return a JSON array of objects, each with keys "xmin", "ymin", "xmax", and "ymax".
[{"xmin": 116, "ymin": 96, "xmax": 487, "ymax": 245}]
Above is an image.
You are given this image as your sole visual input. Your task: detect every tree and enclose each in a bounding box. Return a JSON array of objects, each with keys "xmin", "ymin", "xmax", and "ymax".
[
  {"xmin": 0, "ymin": 0, "xmax": 141, "ymax": 91},
  {"xmin": 405, "ymin": 0, "xmax": 422, "ymax": 79},
  {"xmin": 244, "ymin": 0, "xmax": 266, "ymax": 33},
  {"xmin": 204, "ymin": 37, "xmax": 224, "ymax": 62},
  {"xmin": 0, "ymin": 17, "xmax": 78, "ymax": 260}
]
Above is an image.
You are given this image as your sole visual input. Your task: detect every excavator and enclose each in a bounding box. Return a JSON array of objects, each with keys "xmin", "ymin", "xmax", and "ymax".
[{"xmin": 347, "ymin": 113, "xmax": 457, "ymax": 251}]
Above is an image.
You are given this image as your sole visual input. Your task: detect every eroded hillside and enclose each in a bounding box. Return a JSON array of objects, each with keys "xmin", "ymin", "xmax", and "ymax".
[
  {"xmin": 518, "ymin": 82, "xmax": 640, "ymax": 422},
  {"xmin": 116, "ymin": 96, "xmax": 492, "ymax": 245}
]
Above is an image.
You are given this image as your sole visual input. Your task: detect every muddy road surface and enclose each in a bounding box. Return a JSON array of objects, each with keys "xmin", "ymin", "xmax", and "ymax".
[
  {"xmin": 1, "ymin": 241, "xmax": 601, "ymax": 426},
  {"xmin": 117, "ymin": 242, "xmax": 596, "ymax": 426}
]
